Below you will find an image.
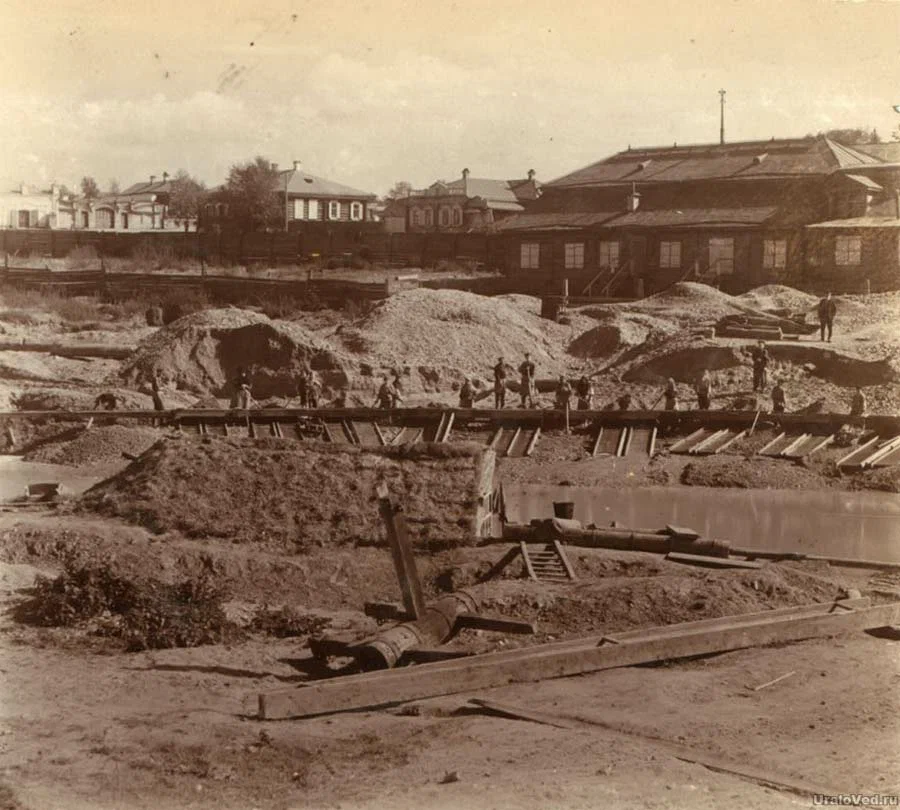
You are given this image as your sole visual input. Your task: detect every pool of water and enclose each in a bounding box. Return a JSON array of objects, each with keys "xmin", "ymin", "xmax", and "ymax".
[
  {"xmin": 0, "ymin": 456, "xmax": 108, "ymax": 502},
  {"xmin": 501, "ymin": 485, "xmax": 900, "ymax": 563}
]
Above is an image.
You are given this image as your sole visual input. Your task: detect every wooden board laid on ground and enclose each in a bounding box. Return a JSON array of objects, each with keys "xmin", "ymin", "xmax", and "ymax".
[{"xmin": 258, "ymin": 597, "xmax": 890, "ymax": 720}]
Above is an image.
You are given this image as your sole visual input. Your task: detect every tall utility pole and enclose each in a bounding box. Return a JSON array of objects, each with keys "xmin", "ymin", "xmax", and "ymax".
[{"xmin": 719, "ymin": 89, "xmax": 726, "ymax": 145}]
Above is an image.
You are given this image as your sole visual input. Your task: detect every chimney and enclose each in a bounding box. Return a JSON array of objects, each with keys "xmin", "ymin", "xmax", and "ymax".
[
  {"xmin": 527, "ymin": 169, "xmax": 535, "ymax": 181},
  {"xmin": 626, "ymin": 183, "xmax": 641, "ymax": 213}
]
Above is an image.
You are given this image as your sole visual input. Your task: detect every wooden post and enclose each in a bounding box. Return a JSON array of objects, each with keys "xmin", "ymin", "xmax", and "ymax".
[{"xmin": 376, "ymin": 482, "xmax": 426, "ymax": 620}]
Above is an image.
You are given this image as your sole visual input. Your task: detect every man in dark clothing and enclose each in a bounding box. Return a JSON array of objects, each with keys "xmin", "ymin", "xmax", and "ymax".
[
  {"xmin": 751, "ymin": 341, "xmax": 769, "ymax": 392},
  {"xmin": 850, "ymin": 387, "xmax": 867, "ymax": 417},
  {"xmin": 518, "ymin": 353, "xmax": 536, "ymax": 408},
  {"xmin": 493, "ymin": 357, "xmax": 507, "ymax": 409},
  {"xmin": 695, "ymin": 371, "xmax": 712, "ymax": 410},
  {"xmin": 817, "ymin": 292, "xmax": 837, "ymax": 342},
  {"xmin": 459, "ymin": 378, "xmax": 475, "ymax": 409},
  {"xmin": 617, "ymin": 393, "xmax": 632, "ymax": 411},
  {"xmin": 554, "ymin": 375, "xmax": 573, "ymax": 410},
  {"xmin": 663, "ymin": 378, "xmax": 678, "ymax": 411},
  {"xmin": 150, "ymin": 374, "xmax": 165, "ymax": 412},
  {"xmin": 307, "ymin": 371, "xmax": 321, "ymax": 409},
  {"xmin": 575, "ymin": 376, "xmax": 594, "ymax": 410},
  {"xmin": 296, "ymin": 369, "xmax": 309, "ymax": 408},
  {"xmin": 771, "ymin": 381, "xmax": 786, "ymax": 414},
  {"xmin": 374, "ymin": 377, "xmax": 398, "ymax": 410}
]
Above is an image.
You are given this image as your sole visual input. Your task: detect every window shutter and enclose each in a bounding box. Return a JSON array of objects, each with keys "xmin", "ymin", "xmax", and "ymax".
[
  {"xmin": 29, "ymin": 210, "xmax": 39, "ymax": 227},
  {"xmin": 8, "ymin": 209, "xmax": 17, "ymax": 228}
]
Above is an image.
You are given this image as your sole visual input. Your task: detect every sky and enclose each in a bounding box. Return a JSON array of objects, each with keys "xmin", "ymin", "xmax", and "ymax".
[{"xmin": 2, "ymin": 0, "xmax": 900, "ymax": 196}]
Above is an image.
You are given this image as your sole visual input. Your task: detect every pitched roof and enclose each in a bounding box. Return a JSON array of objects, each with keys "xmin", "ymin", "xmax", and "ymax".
[
  {"xmin": 279, "ymin": 168, "xmax": 375, "ymax": 200},
  {"xmin": 807, "ymin": 216, "xmax": 900, "ymax": 229},
  {"xmin": 441, "ymin": 176, "xmax": 540, "ymax": 205},
  {"xmin": 548, "ymin": 136, "xmax": 885, "ymax": 189},
  {"xmin": 120, "ymin": 179, "xmax": 173, "ymax": 196},
  {"xmin": 843, "ymin": 174, "xmax": 883, "ymax": 191},
  {"xmin": 601, "ymin": 206, "xmax": 779, "ymax": 229},
  {"xmin": 495, "ymin": 211, "xmax": 622, "ymax": 231}
]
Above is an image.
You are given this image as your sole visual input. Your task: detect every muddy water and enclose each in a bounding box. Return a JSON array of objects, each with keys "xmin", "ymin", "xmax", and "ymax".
[
  {"xmin": 502, "ymin": 484, "xmax": 900, "ymax": 563},
  {"xmin": 0, "ymin": 456, "xmax": 108, "ymax": 502}
]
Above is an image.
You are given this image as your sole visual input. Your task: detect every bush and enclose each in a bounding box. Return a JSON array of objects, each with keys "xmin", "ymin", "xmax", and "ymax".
[
  {"xmin": 66, "ymin": 245, "xmax": 99, "ymax": 270},
  {"xmin": 0, "ymin": 309, "xmax": 38, "ymax": 325},
  {"xmin": 54, "ymin": 296, "xmax": 101, "ymax": 322},
  {"xmin": 249, "ymin": 605, "xmax": 331, "ymax": 638}
]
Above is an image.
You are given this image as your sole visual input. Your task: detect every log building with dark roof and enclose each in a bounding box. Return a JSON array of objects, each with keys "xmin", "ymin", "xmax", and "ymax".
[{"xmin": 498, "ymin": 136, "xmax": 900, "ymax": 294}]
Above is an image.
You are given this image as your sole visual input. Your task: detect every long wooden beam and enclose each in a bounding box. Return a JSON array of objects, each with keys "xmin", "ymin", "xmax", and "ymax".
[{"xmin": 257, "ymin": 598, "xmax": 892, "ymax": 720}]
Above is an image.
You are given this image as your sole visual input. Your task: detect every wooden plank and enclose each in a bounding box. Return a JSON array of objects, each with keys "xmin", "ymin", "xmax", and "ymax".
[
  {"xmin": 836, "ymin": 434, "xmax": 880, "ymax": 468},
  {"xmin": 439, "ymin": 411, "xmax": 455, "ymax": 443},
  {"xmin": 712, "ymin": 429, "xmax": 744, "ymax": 454},
  {"xmin": 488, "ymin": 427, "xmax": 504, "ymax": 450},
  {"xmin": 619, "ymin": 426, "xmax": 635, "ymax": 456},
  {"xmin": 376, "ymin": 483, "xmax": 426, "ymax": 621},
  {"xmin": 258, "ymin": 599, "xmax": 894, "ymax": 719},
  {"xmin": 391, "ymin": 426, "xmax": 408, "ymax": 446},
  {"xmin": 647, "ymin": 426, "xmax": 657, "ymax": 457},
  {"xmin": 757, "ymin": 431, "xmax": 787, "ymax": 456},
  {"xmin": 690, "ymin": 429, "xmax": 729, "ymax": 455},
  {"xmin": 665, "ymin": 552, "xmax": 762, "ymax": 569},
  {"xmin": 524, "ymin": 427, "xmax": 541, "ymax": 457},
  {"xmin": 614, "ymin": 427, "xmax": 628, "ymax": 457},
  {"xmin": 519, "ymin": 541, "xmax": 537, "ymax": 580},
  {"xmin": 456, "ymin": 613, "xmax": 537, "ymax": 635},
  {"xmin": 779, "ymin": 433, "xmax": 810, "ymax": 458},
  {"xmin": 553, "ymin": 539, "xmax": 577, "ymax": 580},
  {"xmin": 861, "ymin": 435, "xmax": 900, "ymax": 468},
  {"xmin": 372, "ymin": 422, "xmax": 387, "ymax": 446},
  {"xmin": 668, "ymin": 427, "xmax": 706, "ymax": 454},
  {"xmin": 505, "ymin": 427, "xmax": 523, "ymax": 457}
]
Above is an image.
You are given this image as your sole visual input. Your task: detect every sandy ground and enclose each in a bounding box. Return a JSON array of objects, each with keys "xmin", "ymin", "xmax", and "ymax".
[{"xmin": 1, "ymin": 544, "xmax": 898, "ymax": 810}]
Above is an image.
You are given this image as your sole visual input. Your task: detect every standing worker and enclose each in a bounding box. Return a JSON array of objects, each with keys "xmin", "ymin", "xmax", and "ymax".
[
  {"xmin": 231, "ymin": 366, "xmax": 251, "ymax": 408},
  {"xmin": 374, "ymin": 376, "xmax": 396, "ymax": 410},
  {"xmin": 850, "ymin": 387, "xmax": 867, "ymax": 417},
  {"xmin": 771, "ymin": 380, "xmax": 786, "ymax": 414},
  {"xmin": 663, "ymin": 378, "xmax": 678, "ymax": 411},
  {"xmin": 493, "ymin": 357, "xmax": 507, "ymax": 409},
  {"xmin": 575, "ymin": 375, "xmax": 594, "ymax": 411},
  {"xmin": 817, "ymin": 292, "xmax": 837, "ymax": 342},
  {"xmin": 296, "ymin": 367, "xmax": 310, "ymax": 408},
  {"xmin": 459, "ymin": 378, "xmax": 475, "ymax": 409},
  {"xmin": 751, "ymin": 341, "xmax": 769, "ymax": 392},
  {"xmin": 695, "ymin": 370, "xmax": 713, "ymax": 410},
  {"xmin": 554, "ymin": 375, "xmax": 573, "ymax": 410},
  {"xmin": 519, "ymin": 352, "xmax": 536, "ymax": 409},
  {"xmin": 307, "ymin": 370, "xmax": 321, "ymax": 409},
  {"xmin": 150, "ymin": 373, "xmax": 165, "ymax": 412}
]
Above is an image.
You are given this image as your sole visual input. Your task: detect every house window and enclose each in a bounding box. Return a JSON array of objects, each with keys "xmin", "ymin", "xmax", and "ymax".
[
  {"xmin": 565, "ymin": 242, "xmax": 585, "ymax": 269},
  {"xmin": 328, "ymin": 200, "xmax": 341, "ymax": 220},
  {"xmin": 424, "ymin": 207, "xmax": 433, "ymax": 227},
  {"xmin": 835, "ymin": 235, "xmax": 861, "ymax": 266},
  {"xmin": 121, "ymin": 213, "xmax": 129, "ymax": 230},
  {"xmin": 17, "ymin": 210, "xmax": 29, "ymax": 228},
  {"xmin": 439, "ymin": 207, "xmax": 451, "ymax": 227},
  {"xmin": 659, "ymin": 240, "xmax": 681, "ymax": 269},
  {"xmin": 709, "ymin": 237, "xmax": 735, "ymax": 274},
  {"xmin": 308, "ymin": 199, "xmax": 320, "ymax": 220},
  {"xmin": 520, "ymin": 242, "xmax": 540, "ymax": 270},
  {"xmin": 598, "ymin": 240, "xmax": 620, "ymax": 269},
  {"xmin": 410, "ymin": 207, "xmax": 423, "ymax": 227},
  {"xmin": 350, "ymin": 201, "xmax": 363, "ymax": 221},
  {"xmin": 452, "ymin": 206, "xmax": 463, "ymax": 226},
  {"xmin": 293, "ymin": 199, "xmax": 305, "ymax": 220},
  {"xmin": 763, "ymin": 238, "xmax": 787, "ymax": 269}
]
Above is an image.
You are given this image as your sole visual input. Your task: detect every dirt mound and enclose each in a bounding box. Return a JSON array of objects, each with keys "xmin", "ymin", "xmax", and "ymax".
[
  {"xmin": 11, "ymin": 385, "xmax": 154, "ymax": 411},
  {"xmin": 81, "ymin": 436, "xmax": 494, "ymax": 552},
  {"xmin": 24, "ymin": 424, "xmax": 163, "ymax": 466},
  {"xmin": 738, "ymin": 285, "xmax": 818, "ymax": 314},
  {"xmin": 680, "ymin": 456, "xmax": 831, "ymax": 490},
  {"xmin": 120, "ymin": 309, "xmax": 348, "ymax": 399},
  {"xmin": 568, "ymin": 311, "xmax": 677, "ymax": 359},
  {"xmin": 620, "ymin": 340, "xmax": 745, "ymax": 383},
  {"xmin": 334, "ymin": 289, "xmax": 583, "ymax": 389},
  {"xmin": 631, "ymin": 282, "xmax": 747, "ymax": 322}
]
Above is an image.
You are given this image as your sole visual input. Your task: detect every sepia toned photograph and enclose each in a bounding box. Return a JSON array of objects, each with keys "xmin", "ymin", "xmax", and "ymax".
[{"xmin": 1, "ymin": 1, "xmax": 899, "ymax": 807}]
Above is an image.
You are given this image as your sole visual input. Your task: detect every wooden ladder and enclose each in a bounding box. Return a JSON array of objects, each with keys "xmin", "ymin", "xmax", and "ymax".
[{"xmin": 520, "ymin": 541, "xmax": 576, "ymax": 583}]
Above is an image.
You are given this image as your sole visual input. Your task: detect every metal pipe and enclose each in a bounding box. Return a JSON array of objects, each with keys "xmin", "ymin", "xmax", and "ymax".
[{"xmin": 355, "ymin": 590, "xmax": 479, "ymax": 670}]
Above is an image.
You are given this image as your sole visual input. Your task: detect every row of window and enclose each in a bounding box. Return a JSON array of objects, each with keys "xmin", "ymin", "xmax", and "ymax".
[
  {"xmin": 522, "ymin": 238, "xmax": 792, "ymax": 272},
  {"xmin": 292, "ymin": 199, "xmax": 365, "ymax": 222},
  {"xmin": 410, "ymin": 205, "xmax": 464, "ymax": 227}
]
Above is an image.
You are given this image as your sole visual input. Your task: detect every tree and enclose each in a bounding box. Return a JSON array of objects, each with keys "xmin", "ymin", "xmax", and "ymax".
[
  {"xmin": 167, "ymin": 170, "xmax": 207, "ymax": 224},
  {"xmin": 812, "ymin": 127, "xmax": 881, "ymax": 145},
  {"xmin": 222, "ymin": 156, "xmax": 282, "ymax": 231},
  {"xmin": 108, "ymin": 179, "xmax": 120, "ymax": 195},
  {"xmin": 80, "ymin": 176, "xmax": 100, "ymax": 200},
  {"xmin": 385, "ymin": 180, "xmax": 413, "ymax": 200}
]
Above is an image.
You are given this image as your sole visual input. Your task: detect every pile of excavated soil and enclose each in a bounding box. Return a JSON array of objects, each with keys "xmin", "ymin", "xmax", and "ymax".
[
  {"xmin": 120, "ymin": 309, "xmax": 348, "ymax": 399},
  {"xmin": 24, "ymin": 425, "xmax": 163, "ymax": 467},
  {"xmin": 80, "ymin": 436, "xmax": 494, "ymax": 552},
  {"xmin": 627, "ymin": 282, "xmax": 748, "ymax": 323},
  {"xmin": 679, "ymin": 456, "xmax": 833, "ymax": 490},
  {"xmin": 567, "ymin": 310, "xmax": 677, "ymax": 360},
  {"xmin": 10, "ymin": 385, "xmax": 155, "ymax": 411},
  {"xmin": 737, "ymin": 285, "xmax": 818, "ymax": 314},
  {"xmin": 333, "ymin": 289, "xmax": 590, "ymax": 389}
]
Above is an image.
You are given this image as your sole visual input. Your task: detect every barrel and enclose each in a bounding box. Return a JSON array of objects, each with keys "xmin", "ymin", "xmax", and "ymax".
[{"xmin": 553, "ymin": 501, "xmax": 575, "ymax": 520}]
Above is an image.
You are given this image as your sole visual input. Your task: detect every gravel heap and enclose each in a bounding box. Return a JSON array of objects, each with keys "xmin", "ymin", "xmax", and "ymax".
[
  {"xmin": 25, "ymin": 425, "xmax": 163, "ymax": 466},
  {"xmin": 737, "ymin": 285, "xmax": 818, "ymax": 314}
]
